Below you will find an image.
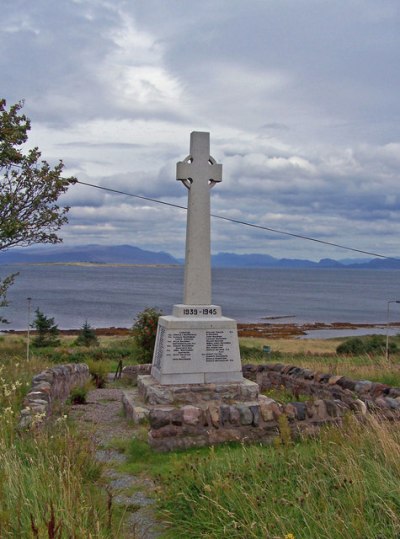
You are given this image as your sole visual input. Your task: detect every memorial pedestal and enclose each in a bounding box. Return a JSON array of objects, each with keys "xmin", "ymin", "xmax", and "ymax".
[
  {"xmin": 138, "ymin": 375, "xmax": 259, "ymax": 405},
  {"xmin": 151, "ymin": 304, "xmax": 243, "ymax": 385}
]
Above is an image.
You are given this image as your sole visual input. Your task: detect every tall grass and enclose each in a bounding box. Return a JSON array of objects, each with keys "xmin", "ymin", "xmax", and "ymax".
[
  {"xmin": 159, "ymin": 415, "xmax": 400, "ymax": 538},
  {"xmin": 240, "ymin": 341, "xmax": 400, "ymax": 386},
  {"xmin": 0, "ymin": 337, "xmax": 116, "ymax": 538}
]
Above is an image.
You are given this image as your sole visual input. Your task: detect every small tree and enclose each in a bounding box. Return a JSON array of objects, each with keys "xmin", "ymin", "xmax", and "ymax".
[
  {"xmin": 132, "ymin": 307, "xmax": 162, "ymax": 364},
  {"xmin": 32, "ymin": 308, "xmax": 60, "ymax": 348},
  {"xmin": 75, "ymin": 321, "xmax": 99, "ymax": 347},
  {"xmin": 0, "ymin": 273, "xmax": 17, "ymax": 324},
  {"xmin": 0, "ymin": 99, "xmax": 76, "ymax": 322}
]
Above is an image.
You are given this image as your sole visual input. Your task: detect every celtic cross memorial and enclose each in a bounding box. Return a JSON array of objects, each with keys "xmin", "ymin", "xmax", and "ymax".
[{"xmin": 151, "ymin": 132, "xmax": 243, "ymax": 385}]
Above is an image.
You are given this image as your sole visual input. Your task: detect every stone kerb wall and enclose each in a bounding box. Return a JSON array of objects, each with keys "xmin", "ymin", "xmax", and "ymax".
[
  {"xmin": 123, "ymin": 362, "xmax": 400, "ymax": 451},
  {"xmin": 19, "ymin": 363, "xmax": 89, "ymax": 429},
  {"xmin": 147, "ymin": 395, "xmax": 350, "ymax": 452},
  {"xmin": 243, "ymin": 363, "xmax": 400, "ymax": 415},
  {"xmin": 122, "ymin": 364, "xmax": 152, "ymax": 384}
]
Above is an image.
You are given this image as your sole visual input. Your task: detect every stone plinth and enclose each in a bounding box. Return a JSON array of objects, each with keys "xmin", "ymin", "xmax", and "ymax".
[
  {"xmin": 138, "ymin": 375, "xmax": 259, "ymax": 405},
  {"xmin": 151, "ymin": 305, "xmax": 243, "ymax": 385}
]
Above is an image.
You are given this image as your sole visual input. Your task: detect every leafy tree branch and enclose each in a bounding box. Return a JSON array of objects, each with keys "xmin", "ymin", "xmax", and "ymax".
[{"xmin": 0, "ymin": 99, "xmax": 77, "ymax": 322}]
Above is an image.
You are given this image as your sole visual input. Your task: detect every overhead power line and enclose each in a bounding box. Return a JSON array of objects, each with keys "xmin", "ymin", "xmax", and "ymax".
[{"xmin": 76, "ymin": 180, "xmax": 398, "ymax": 261}]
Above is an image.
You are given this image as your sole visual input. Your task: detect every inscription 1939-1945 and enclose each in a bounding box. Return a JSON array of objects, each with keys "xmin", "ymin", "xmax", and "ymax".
[{"xmin": 183, "ymin": 308, "xmax": 218, "ymax": 316}]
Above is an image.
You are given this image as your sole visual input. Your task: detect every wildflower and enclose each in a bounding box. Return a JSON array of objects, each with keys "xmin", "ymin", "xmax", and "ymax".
[{"xmin": 284, "ymin": 534, "xmax": 295, "ymax": 539}]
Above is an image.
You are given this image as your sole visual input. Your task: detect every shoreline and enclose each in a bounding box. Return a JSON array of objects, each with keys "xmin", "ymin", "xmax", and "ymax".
[
  {"xmin": 4, "ymin": 321, "xmax": 400, "ymax": 339},
  {"xmin": 2, "ymin": 262, "xmax": 182, "ymax": 268}
]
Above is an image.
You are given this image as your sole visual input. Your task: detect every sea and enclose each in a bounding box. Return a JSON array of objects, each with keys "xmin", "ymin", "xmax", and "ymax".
[{"xmin": 1, "ymin": 264, "xmax": 400, "ymax": 337}]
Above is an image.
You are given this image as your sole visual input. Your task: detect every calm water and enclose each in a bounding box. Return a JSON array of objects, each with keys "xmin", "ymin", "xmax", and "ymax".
[{"xmin": 1, "ymin": 264, "xmax": 400, "ymax": 330}]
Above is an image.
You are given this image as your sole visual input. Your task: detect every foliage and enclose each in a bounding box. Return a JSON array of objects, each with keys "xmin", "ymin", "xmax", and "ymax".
[
  {"xmin": 132, "ymin": 307, "xmax": 162, "ymax": 364},
  {"xmin": 87, "ymin": 359, "xmax": 109, "ymax": 388},
  {"xmin": 0, "ymin": 99, "xmax": 76, "ymax": 323},
  {"xmin": 240, "ymin": 343, "xmax": 282, "ymax": 362},
  {"xmin": 32, "ymin": 308, "xmax": 60, "ymax": 348},
  {"xmin": 0, "ymin": 99, "xmax": 76, "ymax": 251},
  {"xmin": 262, "ymin": 386, "xmax": 310, "ymax": 405},
  {"xmin": 336, "ymin": 334, "xmax": 397, "ymax": 356},
  {"xmin": 0, "ymin": 272, "xmax": 17, "ymax": 324},
  {"xmin": 0, "ymin": 346, "xmax": 115, "ymax": 537},
  {"xmin": 75, "ymin": 320, "xmax": 99, "ymax": 347},
  {"xmin": 68, "ymin": 384, "xmax": 89, "ymax": 404}
]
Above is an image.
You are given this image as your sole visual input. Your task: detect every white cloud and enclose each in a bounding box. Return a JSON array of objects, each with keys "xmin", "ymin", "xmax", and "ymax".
[
  {"xmin": 97, "ymin": 14, "xmax": 186, "ymax": 116},
  {"xmin": 1, "ymin": 0, "xmax": 400, "ymax": 261}
]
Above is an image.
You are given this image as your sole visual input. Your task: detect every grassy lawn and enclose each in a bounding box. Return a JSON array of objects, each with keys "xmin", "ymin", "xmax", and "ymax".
[
  {"xmin": 0, "ymin": 334, "xmax": 131, "ymax": 537},
  {"xmin": 152, "ymin": 415, "xmax": 400, "ymax": 539},
  {"xmin": 240, "ymin": 336, "xmax": 342, "ymax": 355},
  {"xmin": 240, "ymin": 334, "xmax": 400, "ymax": 386},
  {"xmin": 2, "ymin": 332, "xmax": 400, "ymax": 538}
]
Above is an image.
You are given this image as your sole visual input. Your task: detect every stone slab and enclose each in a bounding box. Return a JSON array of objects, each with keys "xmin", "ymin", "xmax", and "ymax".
[
  {"xmin": 138, "ymin": 375, "xmax": 259, "ymax": 405},
  {"xmin": 151, "ymin": 312, "xmax": 243, "ymax": 385}
]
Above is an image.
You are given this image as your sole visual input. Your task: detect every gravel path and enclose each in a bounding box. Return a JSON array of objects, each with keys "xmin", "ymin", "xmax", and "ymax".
[{"xmin": 69, "ymin": 384, "xmax": 166, "ymax": 539}]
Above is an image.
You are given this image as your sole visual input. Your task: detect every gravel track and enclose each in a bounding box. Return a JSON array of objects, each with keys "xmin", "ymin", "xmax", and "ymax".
[{"xmin": 69, "ymin": 385, "xmax": 166, "ymax": 539}]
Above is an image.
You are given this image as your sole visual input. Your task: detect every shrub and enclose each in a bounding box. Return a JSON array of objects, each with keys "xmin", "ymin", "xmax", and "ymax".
[
  {"xmin": 336, "ymin": 337, "xmax": 365, "ymax": 355},
  {"xmin": 75, "ymin": 321, "xmax": 99, "ymax": 347},
  {"xmin": 132, "ymin": 307, "xmax": 162, "ymax": 364},
  {"xmin": 32, "ymin": 308, "xmax": 60, "ymax": 348},
  {"xmin": 86, "ymin": 360, "xmax": 109, "ymax": 388},
  {"xmin": 336, "ymin": 335, "xmax": 398, "ymax": 355},
  {"xmin": 68, "ymin": 384, "xmax": 89, "ymax": 404}
]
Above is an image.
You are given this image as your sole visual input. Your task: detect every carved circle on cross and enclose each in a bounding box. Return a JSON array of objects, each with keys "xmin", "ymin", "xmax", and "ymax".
[{"xmin": 178, "ymin": 155, "xmax": 220, "ymax": 190}]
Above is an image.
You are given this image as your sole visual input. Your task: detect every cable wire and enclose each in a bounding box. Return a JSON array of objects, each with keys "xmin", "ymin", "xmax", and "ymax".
[{"xmin": 76, "ymin": 180, "xmax": 398, "ymax": 261}]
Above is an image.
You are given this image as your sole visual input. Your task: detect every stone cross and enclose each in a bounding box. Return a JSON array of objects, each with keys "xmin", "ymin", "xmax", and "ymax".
[
  {"xmin": 150, "ymin": 131, "xmax": 243, "ymax": 385},
  {"xmin": 177, "ymin": 132, "xmax": 222, "ymax": 305}
]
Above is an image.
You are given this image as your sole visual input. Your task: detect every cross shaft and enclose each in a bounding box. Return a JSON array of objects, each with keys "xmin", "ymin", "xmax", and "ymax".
[{"xmin": 177, "ymin": 132, "xmax": 222, "ymax": 305}]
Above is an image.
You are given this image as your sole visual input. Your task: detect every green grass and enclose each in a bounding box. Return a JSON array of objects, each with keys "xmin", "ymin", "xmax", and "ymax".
[
  {"xmin": 0, "ymin": 336, "xmax": 120, "ymax": 537},
  {"xmin": 262, "ymin": 386, "xmax": 310, "ymax": 404},
  {"xmin": 32, "ymin": 339, "xmax": 138, "ymax": 366},
  {"xmin": 3, "ymin": 332, "xmax": 400, "ymax": 538},
  {"xmin": 240, "ymin": 342, "xmax": 400, "ymax": 386},
  {"xmin": 157, "ymin": 416, "xmax": 400, "ymax": 538},
  {"xmin": 123, "ymin": 430, "xmax": 180, "ymax": 477}
]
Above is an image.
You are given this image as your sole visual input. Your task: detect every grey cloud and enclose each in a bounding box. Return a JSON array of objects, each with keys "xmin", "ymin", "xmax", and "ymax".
[
  {"xmin": 59, "ymin": 142, "xmax": 144, "ymax": 149},
  {"xmin": 2, "ymin": 0, "xmax": 400, "ymax": 260}
]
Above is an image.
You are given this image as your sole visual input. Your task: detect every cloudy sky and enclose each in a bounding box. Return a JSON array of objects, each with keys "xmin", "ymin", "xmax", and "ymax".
[{"xmin": 2, "ymin": 0, "xmax": 400, "ymax": 261}]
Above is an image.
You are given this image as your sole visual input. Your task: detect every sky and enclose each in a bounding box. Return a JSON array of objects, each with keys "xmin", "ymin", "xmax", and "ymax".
[{"xmin": 2, "ymin": 0, "xmax": 400, "ymax": 261}]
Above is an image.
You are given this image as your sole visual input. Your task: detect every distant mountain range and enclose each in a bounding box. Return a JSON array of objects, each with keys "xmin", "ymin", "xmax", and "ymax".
[
  {"xmin": 1, "ymin": 244, "xmax": 400, "ymax": 269},
  {"xmin": 210, "ymin": 252, "xmax": 400, "ymax": 269},
  {"xmin": 0, "ymin": 244, "xmax": 177, "ymax": 265}
]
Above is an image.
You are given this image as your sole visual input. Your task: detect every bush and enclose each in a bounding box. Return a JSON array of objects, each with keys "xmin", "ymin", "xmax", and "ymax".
[
  {"xmin": 86, "ymin": 359, "xmax": 109, "ymax": 388},
  {"xmin": 132, "ymin": 307, "xmax": 162, "ymax": 364},
  {"xmin": 336, "ymin": 337, "xmax": 365, "ymax": 355},
  {"xmin": 74, "ymin": 321, "xmax": 99, "ymax": 347},
  {"xmin": 68, "ymin": 384, "xmax": 89, "ymax": 404},
  {"xmin": 336, "ymin": 335, "xmax": 398, "ymax": 355},
  {"xmin": 32, "ymin": 308, "xmax": 60, "ymax": 348}
]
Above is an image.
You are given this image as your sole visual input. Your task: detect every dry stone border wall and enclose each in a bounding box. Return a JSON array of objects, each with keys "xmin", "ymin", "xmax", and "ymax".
[
  {"xmin": 19, "ymin": 363, "xmax": 89, "ymax": 429},
  {"xmin": 123, "ymin": 363, "xmax": 400, "ymax": 451},
  {"xmin": 243, "ymin": 363, "xmax": 400, "ymax": 415}
]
